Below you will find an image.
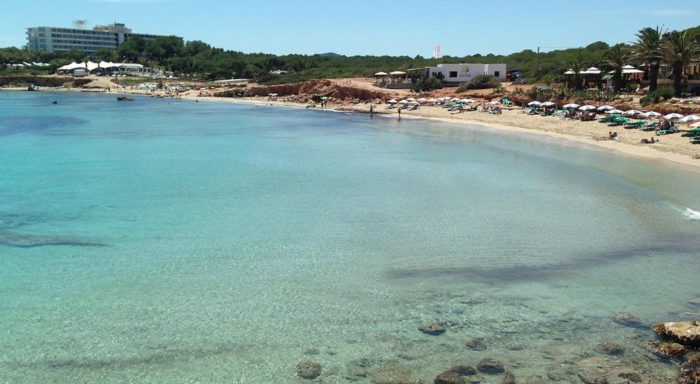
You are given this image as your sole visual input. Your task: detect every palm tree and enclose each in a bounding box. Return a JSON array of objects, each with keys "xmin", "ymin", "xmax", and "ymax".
[
  {"xmin": 565, "ymin": 60, "xmax": 585, "ymax": 90},
  {"xmin": 603, "ymin": 46, "xmax": 628, "ymax": 92},
  {"xmin": 663, "ymin": 30, "xmax": 700, "ymax": 97},
  {"xmin": 633, "ymin": 26, "xmax": 665, "ymax": 92}
]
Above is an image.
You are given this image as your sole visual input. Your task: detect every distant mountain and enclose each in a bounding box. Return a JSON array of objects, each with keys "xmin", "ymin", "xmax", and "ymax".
[{"xmin": 317, "ymin": 52, "xmax": 342, "ymax": 57}]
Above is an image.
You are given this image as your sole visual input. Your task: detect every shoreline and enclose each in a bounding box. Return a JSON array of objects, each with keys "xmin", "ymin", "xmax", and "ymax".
[
  {"xmin": 186, "ymin": 94, "xmax": 700, "ymax": 174},
  {"xmin": 4, "ymin": 87, "xmax": 700, "ymax": 173}
]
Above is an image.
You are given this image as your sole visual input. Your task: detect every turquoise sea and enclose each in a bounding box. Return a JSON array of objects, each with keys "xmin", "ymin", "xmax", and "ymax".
[{"xmin": 1, "ymin": 91, "xmax": 699, "ymax": 383}]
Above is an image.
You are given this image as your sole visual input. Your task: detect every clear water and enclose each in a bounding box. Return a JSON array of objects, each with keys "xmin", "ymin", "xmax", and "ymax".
[{"xmin": 1, "ymin": 91, "xmax": 699, "ymax": 383}]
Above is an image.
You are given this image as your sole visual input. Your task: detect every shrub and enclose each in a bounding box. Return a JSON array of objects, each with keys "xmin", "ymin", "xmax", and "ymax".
[
  {"xmin": 640, "ymin": 86, "xmax": 675, "ymax": 106},
  {"xmin": 412, "ymin": 75, "xmax": 442, "ymax": 91},
  {"xmin": 457, "ymin": 75, "xmax": 501, "ymax": 91},
  {"xmin": 656, "ymin": 86, "xmax": 674, "ymax": 100}
]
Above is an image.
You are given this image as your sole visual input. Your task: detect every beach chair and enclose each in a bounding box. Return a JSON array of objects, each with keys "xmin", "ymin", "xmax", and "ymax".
[
  {"xmin": 607, "ymin": 117, "xmax": 629, "ymax": 126},
  {"xmin": 599, "ymin": 114, "xmax": 618, "ymax": 123},
  {"xmin": 656, "ymin": 125, "xmax": 679, "ymax": 136},
  {"xmin": 681, "ymin": 128, "xmax": 700, "ymax": 137},
  {"xmin": 640, "ymin": 121, "xmax": 660, "ymax": 131},
  {"xmin": 623, "ymin": 120, "xmax": 645, "ymax": 129},
  {"xmin": 690, "ymin": 136, "xmax": 700, "ymax": 144}
]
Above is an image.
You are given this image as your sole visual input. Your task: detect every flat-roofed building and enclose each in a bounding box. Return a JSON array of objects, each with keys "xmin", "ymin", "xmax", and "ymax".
[{"xmin": 26, "ymin": 23, "xmax": 181, "ymax": 54}]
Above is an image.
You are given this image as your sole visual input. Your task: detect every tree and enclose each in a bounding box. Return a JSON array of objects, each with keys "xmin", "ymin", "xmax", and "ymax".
[
  {"xmin": 565, "ymin": 60, "xmax": 585, "ymax": 90},
  {"xmin": 117, "ymin": 37, "xmax": 145, "ymax": 62},
  {"xmin": 94, "ymin": 47, "xmax": 117, "ymax": 62},
  {"xmin": 633, "ymin": 26, "xmax": 665, "ymax": 92},
  {"xmin": 603, "ymin": 45, "xmax": 628, "ymax": 92},
  {"xmin": 663, "ymin": 30, "xmax": 700, "ymax": 97}
]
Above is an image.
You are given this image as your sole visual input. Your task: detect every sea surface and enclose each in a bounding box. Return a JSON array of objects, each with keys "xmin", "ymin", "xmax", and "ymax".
[{"xmin": 1, "ymin": 91, "xmax": 699, "ymax": 383}]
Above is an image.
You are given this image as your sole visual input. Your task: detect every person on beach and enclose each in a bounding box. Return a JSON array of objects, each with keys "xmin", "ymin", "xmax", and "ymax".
[
  {"xmin": 369, "ymin": 104, "xmax": 374, "ymax": 116},
  {"xmin": 397, "ymin": 107, "xmax": 401, "ymax": 120}
]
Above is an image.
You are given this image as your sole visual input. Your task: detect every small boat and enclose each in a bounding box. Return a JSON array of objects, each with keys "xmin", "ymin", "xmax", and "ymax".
[
  {"xmin": 117, "ymin": 96, "xmax": 134, "ymax": 102},
  {"xmin": 27, "ymin": 84, "xmax": 39, "ymax": 91}
]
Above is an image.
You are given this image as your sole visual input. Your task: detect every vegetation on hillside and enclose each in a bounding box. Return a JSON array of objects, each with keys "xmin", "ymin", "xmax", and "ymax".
[{"xmin": 1, "ymin": 25, "xmax": 698, "ymax": 96}]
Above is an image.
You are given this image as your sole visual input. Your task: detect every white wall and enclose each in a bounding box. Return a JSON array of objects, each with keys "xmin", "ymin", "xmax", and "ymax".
[{"xmin": 429, "ymin": 63, "xmax": 507, "ymax": 83}]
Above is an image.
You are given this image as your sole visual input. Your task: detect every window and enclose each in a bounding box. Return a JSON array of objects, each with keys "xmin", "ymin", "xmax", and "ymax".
[
  {"xmin": 494, "ymin": 71, "xmax": 500, "ymax": 78},
  {"xmin": 449, "ymin": 71, "xmax": 458, "ymax": 78}
]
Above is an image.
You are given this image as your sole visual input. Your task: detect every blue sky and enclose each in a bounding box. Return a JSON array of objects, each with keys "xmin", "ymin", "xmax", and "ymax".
[{"xmin": 1, "ymin": 0, "xmax": 697, "ymax": 56}]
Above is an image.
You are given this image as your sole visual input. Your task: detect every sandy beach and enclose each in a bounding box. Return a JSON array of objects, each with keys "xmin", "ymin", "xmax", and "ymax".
[
  {"xmin": 4, "ymin": 83, "xmax": 700, "ymax": 172},
  {"xmin": 183, "ymin": 92, "xmax": 700, "ymax": 172}
]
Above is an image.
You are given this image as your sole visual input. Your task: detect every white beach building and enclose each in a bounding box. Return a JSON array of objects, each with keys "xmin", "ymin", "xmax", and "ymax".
[{"xmin": 427, "ymin": 63, "xmax": 507, "ymax": 84}]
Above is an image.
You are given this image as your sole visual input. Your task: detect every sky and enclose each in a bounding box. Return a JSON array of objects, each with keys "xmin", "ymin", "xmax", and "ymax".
[{"xmin": 0, "ymin": 0, "xmax": 697, "ymax": 57}]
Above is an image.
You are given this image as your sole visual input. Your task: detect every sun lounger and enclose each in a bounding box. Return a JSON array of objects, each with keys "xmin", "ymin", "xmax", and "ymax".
[
  {"xmin": 640, "ymin": 121, "xmax": 660, "ymax": 131},
  {"xmin": 656, "ymin": 125, "xmax": 679, "ymax": 135},
  {"xmin": 607, "ymin": 117, "xmax": 629, "ymax": 126},
  {"xmin": 624, "ymin": 120, "xmax": 645, "ymax": 129},
  {"xmin": 690, "ymin": 137, "xmax": 700, "ymax": 144},
  {"xmin": 681, "ymin": 128, "xmax": 700, "ymax": 137}
]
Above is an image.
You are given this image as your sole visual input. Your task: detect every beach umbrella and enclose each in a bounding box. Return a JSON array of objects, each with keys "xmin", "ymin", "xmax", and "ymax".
[
  {"xmin": 597, "ymin": 105, "xmax": 614, "ymax": 111},
  {"xmin": 417, "ymin": 97, "xmax": 428, "ymax": 103},
  {"xmin": 563, "ymin": 103, "xmax": 580, "ymax": 109},
  {"xmin": 427, "ymin": 98, "xmax": 437, "ymax": 103},
  {"xmin": 399, "ymin": 100, "xmax": 409, "ymax": 104},
  {"xmin": 374, "ymin": 71, "xmax": 388, "ymax": 77},
  {"xmin": 387, "ymin": 99, "xmax": 397, "ymax": 104},
  {"xmin": 642, "ymin": 111, "xmax": 661, "ymax": 118},
  {"xmin": 623, "ymin": 110, "xmax": 642, "ymax": 116},
  {"xmin": 406, "ymin": 97, "xmax": 416, "ymax": 102},
  {"xmin": 541, "ymin": 101, "xmax": 555, "ymax": 107},
  {"xmin": 606, "ymin": 109, "xmax": 624, "ymax": 114},
  {"xmin": 578, "ymin": 105, "xmax": 596, "ymax": 111},
  {"xmin": 451, "ymin": 97, "xmax": 461, "ymax": 102},
  {"xmin": 488, "ymin": 100, "xmax": 500, "ymax": 105},
  {"xmin": 389, "ymin": 71, "xmax": 406, "ymax": 76},
  {"xmin": 664, "ymin": 113, "xmax": 684, "ymax": 120},
  {"xmin": 678, "ymin": 115, "xmax": 700, "ymax": 123},
  {"xmin": 527, "ymin": 101, "xmax": 541, "ymax": 106}
]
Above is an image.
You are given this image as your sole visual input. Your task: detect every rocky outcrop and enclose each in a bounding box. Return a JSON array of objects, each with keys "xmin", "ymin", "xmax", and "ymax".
[
  {"xmin": 577, "ymin": 369, "xmax": 608, "ymax": 384},
  {"xmin": 222, "ymin": 79, "xmax": 387, "ymax": 103},
  {"xmin": 449, "ymin": 365, "xmax": 477, "ymax": 376},
  {"xmin": 650, "ymin": 341, "xmax": 687, "ymax": 359},
  {"xmin": 653, "ymin": 320, "xmax": 700, "ymax": 347},
  {"xmin": 296, "ymin": 361, "xmax": 322, "ymax": 380}
]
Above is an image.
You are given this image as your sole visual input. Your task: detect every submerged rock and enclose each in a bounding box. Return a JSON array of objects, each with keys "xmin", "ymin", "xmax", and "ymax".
[
  {"xmin": 435, "ymin": 370, "xmax": 465, "ymax": 384},
  {"xmin": 450, "ymin": 365, "xmax": 477, "ymax": 376},
  {"xmin": 594, "ymin": 342, "xmax": 625, "ymax": 355},
  {"xmin": 370, "ymin": 362, "xmax": 421, "ymax": 384},
  {"xmin": 477, "ymin": 358, "xmax": 504, "ymax": 374},
  {"xmin": 679, "ymin": 362, "xmax": 700, "ymax": 384},
  {"xmin": 613, "ymin": 370, "xmax": 643, "ymax": 384},
  {"xmin": 524, "ymin": 375, "xmax": 543, "ymax": 384},
  {"xmin": 611, "ymin": 312, "xmax": 645, "ymax": 328},
  {"xmin": 653, "ymin": 320, "xmax": 700, "ymax": 347},
  {"xmin": 501, "ymin": 371, "xmax": 516, "ymax": 384},
  {"xmin": 650, "ymin": 341, "xmax": 688, "ymax": 359},
  {"xmin": 419, "ymin": 322, "xmax": 446, "ymax": 336},
  {"xmin": 577, "ymin": 369, "xmax": 608, "ymax": 384},
  {"xmin": 465, "ymin": 338, "xmax": 487, "ymax": 351},
  {"xmin": 546, "ymin": 371, "xmax": 563, "ymax": 381},
  {"xmin": 296, "ymin": 360, "xmax": 322, "ymax": 380},
  {"xmin": 347, "ymin": 357, "xmax": 372, "ymax": 380}
]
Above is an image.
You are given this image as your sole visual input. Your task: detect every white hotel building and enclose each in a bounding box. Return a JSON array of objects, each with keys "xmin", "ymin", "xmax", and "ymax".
[{"xmin": 26, "ymin": 23, "xmax": 180, "ymax": 54}]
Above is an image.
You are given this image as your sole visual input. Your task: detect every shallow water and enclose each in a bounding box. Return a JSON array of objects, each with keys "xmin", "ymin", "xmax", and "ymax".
[{"xmin": 1, "ymin": 91, "xmax": 699, "ymax": 383}]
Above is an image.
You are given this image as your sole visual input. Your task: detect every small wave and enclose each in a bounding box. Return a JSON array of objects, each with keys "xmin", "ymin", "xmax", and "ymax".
[{"xmin": 683, "ymin": 208, "xmax": 700, "ymax": 220}]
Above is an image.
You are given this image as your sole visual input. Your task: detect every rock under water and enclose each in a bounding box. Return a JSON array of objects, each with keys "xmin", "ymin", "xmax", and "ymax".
[{"xmin": 0, "ymin": 232, "xmax": 105, "ymax": 248}]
